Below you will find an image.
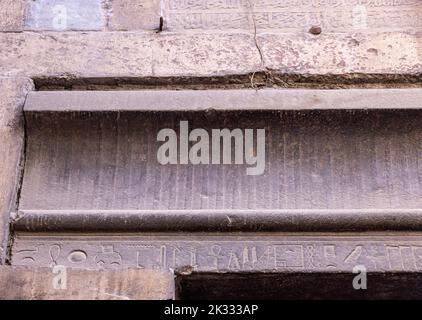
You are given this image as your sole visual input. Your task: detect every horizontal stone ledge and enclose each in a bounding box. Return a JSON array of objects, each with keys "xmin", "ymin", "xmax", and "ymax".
[
  {"xmin": 12, "ymin": 209, "xmax": 422, "ymax": 232},
  {"xmin": 0, "ymin": 266, "xmax": 174, "ymax": 300},
  {"xmin": 11, "ymin": 233, "xmax": 422, "ymax": 273},
  {"xmin": 1, "ymin": 31, "xmax": 420, "ymax": 78},
  {"xmin": 24, "ymin": 89, "xmax": 422, "ymax": 112}
]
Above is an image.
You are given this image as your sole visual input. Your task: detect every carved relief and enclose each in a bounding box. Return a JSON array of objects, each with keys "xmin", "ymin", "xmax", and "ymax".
[
  {"xmin": 67, "ymin": 250, "xmax": 87, "ymax": 264},
  {"xmin": 15, "ymin": 247, "xmax": 39, "ymax": 265},
  {"xmin": 13, "ymin": 236, "xmax": 422, "ymax": 273},
  {"xmin": 163, "ymin": 0, "xmax": 422, "ymax": 31},
  {"xmin": 94, "ymin": 245, "xmax": 122, "ymax": 269},
  {"xmin": 48, "ymin": 244, "xmax": 61, "ymax": 266}
]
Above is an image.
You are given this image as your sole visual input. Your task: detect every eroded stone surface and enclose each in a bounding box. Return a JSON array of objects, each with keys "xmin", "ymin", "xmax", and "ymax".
[
  {"xmin": 0, "ymin": 31, "xmax": 420, "ymax": 78},
  {"xmin": 0, "ymin": 266, "xmax": 174, "ymax": 299},
  {"xmin": 258, "ymin": 32, "xmax": 422, "ymax": 74},
  {"xmin": 0, "ymin": 32, "xmax": 262, "ymax": 78},
  {"xmin": 0, "ymin": 77, "xmax": 33, "ymax": 264},
  {"xmin": 0, "ymin": 0, "xmax": 26, "ymax": 31}
]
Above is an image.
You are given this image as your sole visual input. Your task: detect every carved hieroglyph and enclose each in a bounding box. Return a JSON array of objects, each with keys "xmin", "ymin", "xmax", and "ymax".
[
  {"xmin": 12, "ymin": 234, "xmax": 422, "ymax": 273},
  {"xmin": 163, "ymin": 0, "xmax": 422, "ymax": 32}
]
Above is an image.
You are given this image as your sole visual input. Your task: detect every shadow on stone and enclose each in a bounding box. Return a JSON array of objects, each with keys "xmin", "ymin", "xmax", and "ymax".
[{"xmin": 176, "ymin": 272, "xmax": 422, "ymax": 300}]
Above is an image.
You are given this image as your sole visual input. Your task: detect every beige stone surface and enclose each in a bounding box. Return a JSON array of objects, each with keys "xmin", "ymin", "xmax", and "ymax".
[
  {"xmin": 0, "ymin": 32, "xmax": 261, "ymax": 78},
  {"xmin": 0, "ymin": 0, "xmax": 26, "ymax": 31},
  {"xmin": 109, "ymin": 0, "xmax": 161, "ymax": 31},
  {"xmin": 258, "ymin": 32, "xmax": 422, "ymax": 74},
  {"xmin": 0, "ymin": 31, "xmax": 420, "ymax": 78},
  {"xmin": 0, "ymin": 266, "xmax": 174, "ymax": 299},
  {"xmin": 0, "ymin": 77, "xmax": 33, "ymax": 264}
]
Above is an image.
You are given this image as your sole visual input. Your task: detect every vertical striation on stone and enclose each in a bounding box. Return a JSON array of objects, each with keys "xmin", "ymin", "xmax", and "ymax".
[{"xmin": 20, "ymin": 110, "xmax": 422, "ymax": 212}]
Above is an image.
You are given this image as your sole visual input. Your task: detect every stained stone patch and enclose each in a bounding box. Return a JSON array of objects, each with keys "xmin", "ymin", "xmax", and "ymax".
[
  {"xmin": 25, "ymin": 0, "xmax": 105, "ymax": 31},
  {"xmin": 0, "ymin": 266, "xmax": 174, "ymax": 300}
]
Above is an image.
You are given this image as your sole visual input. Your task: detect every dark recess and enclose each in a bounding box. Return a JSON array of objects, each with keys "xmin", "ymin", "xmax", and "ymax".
[{"xmin": 176, "ymin": 272, "xmax": 422, "ymax": 300}]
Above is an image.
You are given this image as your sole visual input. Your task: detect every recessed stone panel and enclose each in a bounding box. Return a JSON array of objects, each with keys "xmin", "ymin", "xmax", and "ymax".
[{"xmin": 20, "ymin": 108, "xmax": 422, "ymax": 212}]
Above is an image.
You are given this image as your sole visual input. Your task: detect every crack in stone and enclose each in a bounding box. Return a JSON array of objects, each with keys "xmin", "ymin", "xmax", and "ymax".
[{"xmin": 246, "ymin": 0, "xmax": 267, "ymax": 88}]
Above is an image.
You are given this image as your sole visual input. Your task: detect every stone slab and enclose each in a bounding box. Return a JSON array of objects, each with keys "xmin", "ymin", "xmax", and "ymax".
[
  {"xmin": 25, "ymin": 0, "xmax": 105, "ymax": 31},
  {"xmin": 24, "ymin": 89, "xmax": 422, "ymax": 112},
  {"xmin": 0, "ymin": 266, "xmax": 174, "ymax": 299},
  {"xmin": 0, "ymin": 0, "xmax": 26, "ymax": 31},
  {"xmin": 0, "ymin": 31, "xmax": 420, "ymax": 78},
  {"xmin": 0, "ymin": 32, "xmax": 261, "ymax": 78},
  {"xmin": 0, "ymin": 77, "xmax": 33, "ymax": 264},
  {"xmin": 11, "ymin": 234, "xmax": 422, "ymax": 273}
]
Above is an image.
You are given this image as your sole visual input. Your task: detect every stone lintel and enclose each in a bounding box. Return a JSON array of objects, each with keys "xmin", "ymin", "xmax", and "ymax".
[{"xmin": 24, "ymin": 89, "xmax": 422, "ymax": 112}]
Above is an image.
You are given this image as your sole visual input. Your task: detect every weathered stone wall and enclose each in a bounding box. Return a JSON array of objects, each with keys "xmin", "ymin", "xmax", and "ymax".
[
  {"xmin": 0, "ymin": 0, "xmax": 421, "ymax": 299},
  {"xmin": 0, "ymin": 0, "xmax": 420, "ymax": 81}
]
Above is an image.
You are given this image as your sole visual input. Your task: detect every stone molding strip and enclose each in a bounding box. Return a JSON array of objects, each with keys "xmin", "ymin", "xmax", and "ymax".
[
  {"xmin": 12, "ymin": 209, "xmax": 422, "ymax": 232},
  {"xmin": 24, "ymin": 89, "xmax": 422, "ymax": 112}
]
